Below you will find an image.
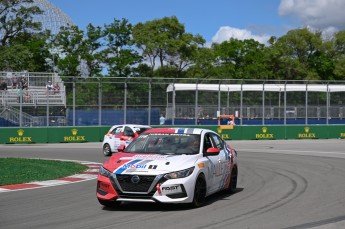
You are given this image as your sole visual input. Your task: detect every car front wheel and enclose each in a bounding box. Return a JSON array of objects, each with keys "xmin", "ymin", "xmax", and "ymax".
[
  {"xmin": 103, "ymin": 143, "xmax": 112, "ymax": 156},
  {"xmin": 191, "ymin": 174, "xmax": 207, "ymax": 208}
]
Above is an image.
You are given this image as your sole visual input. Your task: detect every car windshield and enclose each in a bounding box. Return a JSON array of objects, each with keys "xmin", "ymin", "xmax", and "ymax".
[{"xmin": 124, "ymin": 133, "xmax": 201, "ymax": 155}]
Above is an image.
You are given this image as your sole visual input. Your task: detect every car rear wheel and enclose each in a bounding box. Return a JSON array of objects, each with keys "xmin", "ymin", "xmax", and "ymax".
[
  {"xmin": 226, "ymin": 166, "xmax": 238, "ymax": 193},
  {"xmin": 191, "ymin": 174, "xmax": 207, "ymax": 208},
  {"xmin": 103, "ymin": 143, "xmax": 112, "ymax": 156},
  {"xmin": 98, "ymin": 198, "xmax": 121, "ymax": 208}
]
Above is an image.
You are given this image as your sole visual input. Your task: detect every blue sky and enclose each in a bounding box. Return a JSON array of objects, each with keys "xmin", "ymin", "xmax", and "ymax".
[{"xmin": 48, "ymin": 0, "xmax": 345, "ymax": 44}]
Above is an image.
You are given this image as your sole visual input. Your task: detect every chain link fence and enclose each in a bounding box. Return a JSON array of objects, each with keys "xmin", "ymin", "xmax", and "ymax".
[{"xmin": 1, "ymin": 73, "xmax": 345, "ymax": 127}]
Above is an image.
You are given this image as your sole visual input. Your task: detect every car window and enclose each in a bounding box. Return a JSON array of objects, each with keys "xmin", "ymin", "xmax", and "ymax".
[
  {"xmin": 210, "ymin": 133, "xmax": 224, "ymax": 150},
  {"xmin": 203, "ymin": 134, "xmax": 214, "ymax": 153},
  {"xmin": 124, "ymin": 126, "xmax": 134, "ymax": 137},
  {"xmin": 111, "ymin": 126, "xmax": 122, "ymax": 135}
]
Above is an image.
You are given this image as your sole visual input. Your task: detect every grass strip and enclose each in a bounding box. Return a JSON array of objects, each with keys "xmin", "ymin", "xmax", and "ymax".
[{"xmin": 0, "ymin": 158, "xmax": 88, "ymax": 186}]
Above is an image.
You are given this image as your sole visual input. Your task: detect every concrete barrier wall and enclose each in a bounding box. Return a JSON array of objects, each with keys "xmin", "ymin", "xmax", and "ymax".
[{"xmin": 1, "ymin": 125, "xmax": 344, "ymax": 144}]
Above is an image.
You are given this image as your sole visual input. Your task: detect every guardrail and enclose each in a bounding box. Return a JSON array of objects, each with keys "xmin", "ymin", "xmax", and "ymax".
[{"xmin": 0, "ymin": 125, "xmax": 344, "ymax": 144}]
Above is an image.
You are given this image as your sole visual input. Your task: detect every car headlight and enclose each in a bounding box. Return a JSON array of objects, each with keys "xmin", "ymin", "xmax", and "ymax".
[
  {"xmin": 99, "ymin": 166, "xmax": 112, "ymax": 178},
  {"xmin": 164, "ymin": 166, "xmax": 195, "ymax": 179}
]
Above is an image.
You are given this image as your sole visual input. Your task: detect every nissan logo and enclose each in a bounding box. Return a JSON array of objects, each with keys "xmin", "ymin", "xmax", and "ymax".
[{"xmin": 131, "ymin": 175, "xmax": 140, "ymax": 184}]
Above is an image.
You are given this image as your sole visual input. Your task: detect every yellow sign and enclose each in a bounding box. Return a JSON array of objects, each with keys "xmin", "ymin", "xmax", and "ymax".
[
  {"xmin": 221, "ymin": 134, "xmax": 230, "ymax": 139},
  {"xmin": 63, "ymin": 128, "xmax": 86, "ymax": 142},
  {"xmin": 255, "ymin": 127, "xmax": 274, "ymax": 139},
  {"xmin": 298, "ymin": 127, "xmax": 316, "ymax": 138},
  {"xmin": 340, "ymin": 133, "xmax": 345, "ymax": 138},
  {"xmin": 9, "ymin": 129, "xmax": 32, "ymax": 143}
]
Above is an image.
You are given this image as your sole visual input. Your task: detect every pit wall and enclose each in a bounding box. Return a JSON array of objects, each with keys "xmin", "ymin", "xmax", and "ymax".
[{"xmin": 0, "ymin": 125, "xmax": 344, "ymax": 144}]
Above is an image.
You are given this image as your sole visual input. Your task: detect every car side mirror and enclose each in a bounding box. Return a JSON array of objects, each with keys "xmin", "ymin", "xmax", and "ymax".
[
  {"xmin": 206, "ymin": 147, "xmax": 220, "ymax": 156},
  {"xmin": 117, "ymin": 145, "xmax": 126, "ymax": 152}
]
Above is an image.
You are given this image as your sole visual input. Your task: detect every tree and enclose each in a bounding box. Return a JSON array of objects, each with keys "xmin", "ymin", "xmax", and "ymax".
[
  {"xmin": 269, "ymin": 28, "xmax": 324, "ymax": 80},
  {"xmin": 102, "ymin": 18, "xmax": 141, "ymax": 77},
  {"xmin": 333, "ymin": 31, "xmax": 345, "ymax": 80},
  {"xmin": 82, "ymin": 23, "xmax": 103, "ymax": 77},
  {"xmin": 0, "ymin": 31, "xmax": 51, "ymax": 71},
  {"xmin": 132, "ymin": 16, "xmax": 205, "ymax": 76},
  {"xmin": 211, "ymin": 38, "xmax": 269, "ymax": 79},
  {"xmin": 0, "ymin": 0, "xmax": 43, "ymax": 46},
  {"xmin": 185, "ymin": 47, "xmax": 216, "ymax": 79},
  {"xmin": 51, "ymin": 25, "xmax": 85, "ymax": 76}
]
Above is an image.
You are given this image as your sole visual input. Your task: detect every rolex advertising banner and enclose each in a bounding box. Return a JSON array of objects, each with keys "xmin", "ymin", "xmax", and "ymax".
[
  {"xmin": 239, "ymin": 125, "xmax": 286, "ymax": 140},
  {"xmin": 46, "ymin": 127, "xmax": 110, "ymax": 143},
  {"xmin": 0, "ymin": 125, "xmax": 344, "ymax": 144},
  {"xmin": 285, "ymin": 125, "xmax": 329, "ymax": 139},
  {"xmin": 0, "ymin": 128, "xmax": 48, "ymax": 144}
]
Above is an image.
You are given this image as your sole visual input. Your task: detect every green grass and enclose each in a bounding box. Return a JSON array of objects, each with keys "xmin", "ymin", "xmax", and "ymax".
[{"xmin": 0, "ymin": 158, "xmax": 88, "ymax": 186}]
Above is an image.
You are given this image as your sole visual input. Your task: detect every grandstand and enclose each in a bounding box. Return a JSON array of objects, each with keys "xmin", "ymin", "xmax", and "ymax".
[{"xmin": 0, "ymin": 72, "xmax": 66, "ymax": 126}]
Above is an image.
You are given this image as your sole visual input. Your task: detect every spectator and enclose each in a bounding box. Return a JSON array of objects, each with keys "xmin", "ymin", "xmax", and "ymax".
[
  {"xmin": 159, "ymin": 114, "xmax": 166, "ymax": 125},
  {"xmin": 21, "ymin": 77, "xmax": 28, "ymax": 88},
  {"xmin": 46, "ymin": 81, "xmax": 54, "ymax": 94},
  {"xmin": 17, "ymin": 76, "xmax": 24, "ymax": 90},
  {"xmin": 22, "ymin": 86, "xmax": 31, "ymax": 103},
  {"xmin": 53, "ymin": 82, "xmax": 60, "ymax": 94},
  {"xmin": 227, "ymin": 119, "xmax": 235, "ymax": 125},
  {"xmin": 0, "ymin": 79, "xmax": 8, "ymax": 91},
  {"xmin": 11, "ymin": 76, "xmax": 18, "ymax": 89},
  {"xmin": 16, "ymin": 85, "xmax": 22, "ymax": 103}
]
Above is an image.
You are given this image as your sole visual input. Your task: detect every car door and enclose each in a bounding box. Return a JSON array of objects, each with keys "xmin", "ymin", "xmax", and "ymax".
[
  {"xmin": 203, "ymin": 133, "xmax": 221, "ymax": 194},
  {"xmin": 111, "ymin": 126, "xmax": 123, "ymax": 150},
  {"xmin": 121, "ymin": 126, "xmax": 135, "ymax": 146},
  {"xmin": 209, "ymin": 133, "xmax": 229, "ymax": 192}
]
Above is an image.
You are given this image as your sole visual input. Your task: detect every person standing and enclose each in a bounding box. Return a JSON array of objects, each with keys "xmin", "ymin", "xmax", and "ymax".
[
  {"xmin": 160, "ymin": 114, "xmax": 166, "ymax": 125},
  {"xmin": 0, "ymin": 79, "xmax": 8, "ymax": 91}
]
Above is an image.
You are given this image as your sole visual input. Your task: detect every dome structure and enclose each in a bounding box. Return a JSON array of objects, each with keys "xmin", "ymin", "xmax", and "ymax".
[{"xmin": 29, "ymin": 0, "xmax": 74, "ymax": 34}]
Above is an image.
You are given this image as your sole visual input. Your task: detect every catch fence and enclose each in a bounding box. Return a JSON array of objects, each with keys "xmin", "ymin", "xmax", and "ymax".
[{"xmin": 1, "ymin": 73, "xmax": 345, "ymax": 127}]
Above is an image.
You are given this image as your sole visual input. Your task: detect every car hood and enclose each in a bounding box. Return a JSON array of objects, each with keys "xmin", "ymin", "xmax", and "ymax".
[{"xmin": 103, "ymin": 152, "xmax": 200, "ymax": 175}]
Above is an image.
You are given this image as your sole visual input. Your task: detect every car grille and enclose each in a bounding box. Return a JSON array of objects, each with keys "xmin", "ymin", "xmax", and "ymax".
[{"xmin": 115, "ymin": 174, "xmax": 157, "ymax": 192}]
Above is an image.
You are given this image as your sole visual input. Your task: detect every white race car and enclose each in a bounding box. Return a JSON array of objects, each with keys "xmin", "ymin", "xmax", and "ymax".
[
  {"xmin": 102, "ymin": 124, "xmax": 152, "ymax": 156},
  {"xmin": 97, "ymin": 127, "xmax": 238, "ymax": 208}
]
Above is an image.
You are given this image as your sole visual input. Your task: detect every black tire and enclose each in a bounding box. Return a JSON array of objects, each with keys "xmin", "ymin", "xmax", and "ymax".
[
  {"xmin": 103, "ymin": 143, "xmax": 112, "ymax": 156},
  {"xmin": 191, "ymin": 174, "xmax": 207, "ymax": 208},
  {"xmin": 226, "ymin": 166, "xmax": 238, "ymax": 193},
  {"xmin": 98, "ymin": 198, "xmax": 121, "ymax": 208}
]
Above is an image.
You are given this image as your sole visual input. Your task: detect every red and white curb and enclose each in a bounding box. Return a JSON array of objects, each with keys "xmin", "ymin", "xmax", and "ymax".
[{"xmin": 0, "ymin": 160, "xmax": 101, "ymax": 193}]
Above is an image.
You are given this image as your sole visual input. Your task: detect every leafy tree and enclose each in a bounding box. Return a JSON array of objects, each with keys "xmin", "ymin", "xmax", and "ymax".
[
  {"xmin": 0, "ymin": 31, "xmax": 51, "ymax": 71},
  {"xmin": 132, "ymin": 16, "xmax": 204, "ymax": 76},
  {"xmin": 333, "ymin": 31, "xmax": 345, "ymax": 80},
  {"xmin": 211, "ymin": 38, "xmax": 269, "ymax": 79},
  {"xmin": 185, "ymin": 47, "xmax": 216, "ymax": 79},
  {"xmin": 102, "ymin": 18, "xmax": 141, "ymax": 77},
  {"xmin": 0, "ymin": 0, "xmax": 43, "ymax": 46},
  {"xmin": 270, "ymin": 28, "xmax": 324, "ymax": 80},
  {"xmin": 81, "ymin": 24, "xmax": 103, "ymax": 77},
  {"xmin": 52, "ymin": 25, "xmax": 85, "ymax": 76}
]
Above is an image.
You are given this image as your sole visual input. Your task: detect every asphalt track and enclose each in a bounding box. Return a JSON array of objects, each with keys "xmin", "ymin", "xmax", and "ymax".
[{"xmin": 1, "ymin": 140, "xmax": 345, "ymax": 229}]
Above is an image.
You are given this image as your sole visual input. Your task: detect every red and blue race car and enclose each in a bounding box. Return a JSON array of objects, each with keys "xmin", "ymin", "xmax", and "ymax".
[{"xmin": 97, "ymin": 127, "xmax": 238, "ymax": 208}]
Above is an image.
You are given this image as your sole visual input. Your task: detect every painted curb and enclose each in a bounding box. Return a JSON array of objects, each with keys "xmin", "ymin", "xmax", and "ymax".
[{"xmin": 0, "ymin": 159, "xmax": 101, "ymax": 193}]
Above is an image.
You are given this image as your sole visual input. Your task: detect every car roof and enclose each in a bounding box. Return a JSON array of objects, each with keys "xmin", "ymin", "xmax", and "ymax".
[
  {"xmin": 143, "ymin": 127, "xmax": 210, "ymax": 135},
  {"xmin": 111, "ymin": 124, "xmax": 152, "ymax": 128}
]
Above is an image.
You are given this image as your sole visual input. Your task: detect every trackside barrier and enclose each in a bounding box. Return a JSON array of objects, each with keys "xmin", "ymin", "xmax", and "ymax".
[{"xmin": 0, "ymin": 125, "xmax": 344, "ymax": 144}]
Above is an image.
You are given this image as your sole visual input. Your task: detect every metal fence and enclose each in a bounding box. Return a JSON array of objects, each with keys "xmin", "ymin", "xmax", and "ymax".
[{"xmin": 1, "ymin": 73, "xmax": 345, "ymax": 127}]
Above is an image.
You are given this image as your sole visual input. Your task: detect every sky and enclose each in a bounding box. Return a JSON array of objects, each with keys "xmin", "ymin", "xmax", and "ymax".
[{"xmin": 48, "ymin": 0, "xmax": 345, "ymax": 45}]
